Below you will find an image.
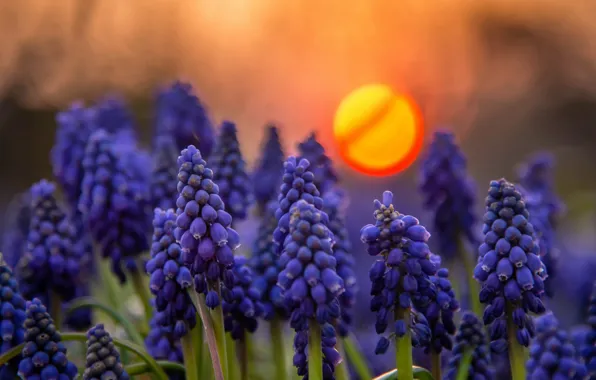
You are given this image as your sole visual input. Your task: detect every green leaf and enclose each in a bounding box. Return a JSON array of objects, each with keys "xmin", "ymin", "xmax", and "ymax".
[
  {"xmin": 124, "ymin": 360, "xmax": 186, "ymax": 376},
  {"xmin": 64, "ymin": 297, "xmax": 145, "ymax": 346},
  {"xmin": 373, "ymin": 366, "xmax": 435, "ymax": 380},
  {"xmin": 0, "ymin": 344, "xmax": 24, "ymax": 366}
]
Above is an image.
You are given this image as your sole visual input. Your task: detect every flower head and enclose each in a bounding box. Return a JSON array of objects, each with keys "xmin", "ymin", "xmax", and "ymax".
[
  {"xmin": 278, "ymin": 201, "xmax": 344, "ymax": 379},
  {"xmin": 211, "ymin": 121, "xmax": 252, "ymax": 221},
  {"xmin": 146, "ymin": 208, "xmax": 197, "ymax": 339},
  {"xmin": 444, "ymin": 312, "xmax": 494, "ymax": 380},
  {"xmin": 79, "ymin": 129, "xmax": 151, "ymax": 282},
  {"xmin": 527, "ymin": 313, "xmax": 587, "ymax": 380},
  {"xmin": 151, "ymin": 135, "xmax": 179, "ymax": 210},
  {"xmin": 473, "ymin": 179, "xmax": 548, "ymax": 349},
  {"xmin": 222, "ymin": 256, "xmax": 264, "ymax": 340},
  {"xmin": 581, "ymin": 282, "xmax": 596, "ymax": 377},
  {"xmin": 252, "ymin": 124, "xmax": 285, "ymax": 209},
  {"xmin": 1, "ymin": 191, "xmax": 31, "ymax": 270},
  {"xmin": 250, "ymin": 201, "xmax": 288, "ymax": 320},
  {"xmin": 419, "ymin": 130, "xmax": 477, "ymax": 258},
  {"xmin": 360, "ymin": 191, "xmax": 437, "ymax": 352},
  {"xmin": 18, "ymin": 299, "xmax": 78, "ymax": 379},
  {"xmin": 91, "ymin": 96, "xmax": 136, "ymax": 136},
  {"xmin": 83, "ymin": 324, "xmax": 129, "ymax": 380},
  {"xmin": 297, "ymin": 132, "xmax": 338, "ymax": 195},
  {"xmin": 174, "ymin": 145, "xmax": 239, "ymax": 309},
  {"xmin": 155, "ymin": 81, "xmax": 215, "ymax": 159},
  {"xmin": 145, "ymin": 309, "xmax": 184, "ymax": 380}
]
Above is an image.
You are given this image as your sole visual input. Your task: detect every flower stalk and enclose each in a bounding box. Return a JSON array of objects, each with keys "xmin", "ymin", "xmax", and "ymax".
[
  {"xmin": 342, "ymin": 335, "xmax": 373, "ymax": 380},
  {"xmin": 395, "ymin": 308, "xmax": 413, "ymax": 380},
  {"xmin": 308, "ymin": 322, "xmax": 323, "ymax": 380},
  {"xmin": 506, "ymin": 306, "xmax": 526, "ymax": 380},
  {"xmin": 270, "ymin": 317, "xmax": 288, "ymax": 380}
]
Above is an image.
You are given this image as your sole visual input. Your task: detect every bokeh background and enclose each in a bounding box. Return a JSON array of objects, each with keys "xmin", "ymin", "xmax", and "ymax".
[{"xmin": 1, "ymin": 0, "xmax": 596, "ymax": 374}]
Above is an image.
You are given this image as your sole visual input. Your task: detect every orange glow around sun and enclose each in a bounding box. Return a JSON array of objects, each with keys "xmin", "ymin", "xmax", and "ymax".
[{"xmin": 332, "ymin": 84, "xmax": 424, "ymax": 177}]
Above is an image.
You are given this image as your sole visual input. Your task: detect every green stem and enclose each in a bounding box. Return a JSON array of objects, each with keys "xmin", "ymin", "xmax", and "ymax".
[
  {"xmin": 431, "ymin": 351, "xmax": 441, "ymax": 380},
  {"xmin": 124, "ymin": 360, "xmax": 186, "ymax": 376},
  {"xmin": 0, "ymin": 344, "xmax": 22, "ymax": 366},
  {"xmin": 308, "ymin": 321, "xmax": 323, "ymax": 380},
  {"xmin": 271, "ymin": 317, "xmax": 288, "ymax": 380},
  {"xmin": 454, "ymin": 350, "xmax": 473, "ymax": 380},
  {"xmin": 96, "ymin": 253, "xmax": 123, "ymax": 313},
  {"xmin": 458, "ymin": 238, "xmax": 483, "ymax": 317},
  {"xmin": 201, "ymin": 334, "xmax": 213, "ymax": 379},
  {"xmin": 50, "ymin": 291, "xmax": 62, "ymax": 330},
  {"xmin": 238, "ymin": 335, "xmax": 251, "ymax": 380},
  {"xmin": 506, "ymin": 305, "xmax": 527, "ymax": 380},
  {"xmin": 187, "ymin": 290, "xmax": 225, "ymax": 380},
  {"xmin": 342, "ymin": 334, "xmax": 373, "ymax": 380},
  {"xmin": 227, "ymin": 334, "xmax": 239, "ymax": 380},
  {"xmin": 334, "ymin": 338, "xmax": 349, "ymax": 380},
  {"xmin": 130, "ymin": 269, "xmax": 153, "ymax": 329},
  {"xmin": 212, "ymin": 285, "xmax": 229, "ymax": 379},
  {"xmin": 181, "ymin": 328, "xmax": 199, "ymax": 380},
  {"xmin": 192, "ymin": 321, "xmax": 204, "ymax": 380},
  {"xmin": 65, "ymin": 297, "xmax": 144, "ymax": 346},
  {"xmin": 395, "ymin": 308, "xmax": 413, "ymax": 380}
]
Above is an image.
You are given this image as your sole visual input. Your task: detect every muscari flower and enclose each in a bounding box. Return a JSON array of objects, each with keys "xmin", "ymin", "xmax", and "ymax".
[
  {"xmin": 473, "ymin": 179, "xmax": 548, "ymax": 350},
  {"xmin": 516, "ymin": 152, "xmax": 565, "ymax": 298},
  {"xmin": 78, "ymin": 129, "xmax": 151, "ymax": 283},
  {"xmin": 1, "ymin": 191, "xmax": 31, "ymax": 270},
  {"xmin": 146, "ymin": 208, "xmax": 197, "ymax": 339},
  {"xmin": 210, "ymin": 121, "xmax": 252, "ymax": 222},
  {"xmin": 16, "ymin": 180, "xmax": 89, "ymax": 304},
  {"xmin": 252, "ymin": 124, "xmax": 285, "ymax": 209},
  {"xmin": 91, "ymin": 96, "xmax": 137, "ymax": 136},
  {"xmin": 360, "ymin": 191, "xmax": 436, "ymax": 353},
  {"xmin": 527, "ymin": 313, "xmax": 587, "ymax": 380},
  {"xmin": 444, "ymin": 312, "xmax": 494, "ymax": 380},
  {"xmin": 249, "ymin": 201, "xmax": 288, "ymax": 320},
  {"xmin": 83, "ymin": 324, "xmax": 129, "ymax": 380},
  {"xmin": 278, "ymin": 201, "xmax": 344, "ymax": 379},
  {"xmin": 173, "ymin": 145, "xmax": 239, "ymax": 309},
  {"xmin": 297, "ymin": 132, "xmax": 339, "ymax": 195},
  {"xmin": 151, "ymin": 135, "xmax": 180, "ymax": 210},
  {"xmin": 18, "ymin": 299, "xmax": 78, "ymax": 379},
  {"xmin": 0, "ymin": 256, "xmax": 27, "ymax": 379},
  {"xmin": 322, "ymin": 189, "xmax": 357, "ymax": 338},
  {"xmin": 419, "ymin": 130, "xmax": 477, "ymax": 258},
  {"xmin": 581, "ymin": 282, "xmax": 596, "ymax": 378},
  {"xmin": 155, "ymin": 81, "xmax": 215, "ymax": 159},
  {"xmin": 222, "ymin": 256, "xmax": 264, "ymax": 340},
  {"xmin": 145, "ymin": 309, "xmax": 184, "ymax": 380}
]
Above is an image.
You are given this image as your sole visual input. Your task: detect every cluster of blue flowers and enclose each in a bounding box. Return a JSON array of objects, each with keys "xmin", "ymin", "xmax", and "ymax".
[
  {"xmin": 154, "ymin": 81, "xmax": 215, "ymax": 158},
  {"xmin": 526, "ymin": 313, "xmax": 587, "ymax": 379},
  {"xmin": 278, "ymin": 201, "xmax": 343, "ymax": 379},
  {"xmin": 92, "ymin": 96, "xmax": 137, "ymax": 136},
  {"xmin": 252, "ymin": 124, "xmax": 285, "ymax": 209},
  {"xmin": 174, "ymin": 145, "xmax": 239, "ymax": 309},
  {"xmin": 419, "ymin": 130, "xmax": 477, "ymax": 258},
  {"xmin": 79, "ymin": 129, "xmax": 151, "ymax": 282},
  {"xmin": 210, "ymin": 121, "xmax": 252, "ymax": 222},
  {"xmin": 1, "ymin": 192, "xmax": 31, "ymax": 270},
  {"xmin": 322, "ymin": 189, "xmax": 356, "ymax": 337},
  {"xmin": 145, "ymin": 309, "xmax": 184, "ymax": 380},
  {"xmin": 444, "ymin": 312, "xmax": 494, "ymax": 380},
  {"xmin": 16, "ymin": 180, "xmax": 89, "ymax": 304},
  {"xmin": 474, "ymin": 179, "xmax": 548, "ymax": 349},
  {"xmin": 0, "ymin": 259, "xmax": 27, "ymax": 379},
  {"xmin": 83, "ymin": 324, "xmax": 130, "ymax": 380},
  {"xmin": 18, "ymin": 299, "xmax": 78, "ymax": 379},
  {"xmin": 297, "ymin": 132, "xmax": 338, "ymax": 195},
  {"xmin": 360, "ymin": 191, "xmax": 437, "ymax": 352},
  {"xmin": 581, "ymin": 282, "xmax": 596, "ymax": 377},
  {"xmin": 222, "ymin": 256, "xmax": 264, "ymax": 340},
  {"xmin": 146, "ymin": 208, "xmax": 197, "ymax": 338},
  {"xmin": 151, "ymin": 135, "xmax": 180, "ymax": 210}
]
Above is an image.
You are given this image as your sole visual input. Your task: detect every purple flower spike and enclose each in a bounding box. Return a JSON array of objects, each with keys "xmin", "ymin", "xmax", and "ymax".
[
  {"xmin": 150, "ymin": 135, "xmax": 179, "ymax": 210},
  {"xmin": 297, "ymin": 132, "xmax": 339, "ymax": 196},
  {"xmin": 83, "ymin": 324, "xmax": 130, "ymax": 379},
  {"xmin": 252, "ymin": 124, "xmax": 285, "ymax": 209}
]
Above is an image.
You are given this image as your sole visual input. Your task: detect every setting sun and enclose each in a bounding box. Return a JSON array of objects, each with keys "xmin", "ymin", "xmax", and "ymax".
[{"xmin": 332, "ymin": 84, "xmax": 424, "ymax": 176}]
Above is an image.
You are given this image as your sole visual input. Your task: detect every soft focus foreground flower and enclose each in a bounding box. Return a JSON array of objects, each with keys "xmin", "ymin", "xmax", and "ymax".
[
  {"xmin": 0, "ymin": 257, "xmax": 27, "ymax": 379},
  {"xmin": 79, "ymin": 129, "xmax": 151, "ymax": 282},
  {"xmin": 474, "ymin": 179, "xmax": 548, "ymax": 349},
  {"xmin": 516, "ymin": 152, "xmax": 565, "ymax": 298},
  {"xmin": 297, "ymin": 132, "xmax": 339, "ymax": 196},
  {"xmin": 146, "ymin": 208, "xmax": 197, "ymax": 339},
  {"xmin": 145, "ymin": 309, "xmax": 184, "ymax": 380},
  {"xmin": 16, "ymin": 180, "xmax": 90, "ymax": 304},
  {"xmin": 174, "ymin": 145, "xmax": 239, "ymax": 309},
  {"xmin": 527, "ymin": 313, "xmax": 587, "ymax": 380},
  {"xmin": 322, "ymin": 189, "xmax": 356, "ymax": 337},
  {"xmin": 154, "ymin": 81, "xmax": 215, "ymax": 159},
  {"xmin": 581, "ymin": 282, "xmax": 596, "ymax": 377},
  {"xmin": 18, "ymin": 299, "xmax": 78, "ymax": 379},
  {"xmin": 151, "ymin": 135, "xmax": 179, "ymax": 210},
  {"xmin": 419, "ymin": 130, "xmax": 477, "ymax": 258},
  {"xmin": 444, "ymin": 312, "xmax": 494, "ymax": 380},
  {"xmin": 1, "ymin": 191, "xmax": 31, "ymax": 270},
  {"xmin": 360, "ymin": 190, "xmax": 436, "ymax": 352},
  {"xmin": 250, "ymin": 201, "xmax": 288, "ymax": 320},
  {"xmin": 210, "ymin": 121, "xmax": 252, "ymax": 221},
  {"xmin": 222, "ymin": 256, "xmax": 264, "ymax": 340},
  {"xmin": 278, "ymin": 201, "xmax": 344, "ymax": 379},
  {"xmin": 252, "ymin": 124, "xmax": 285, "ymax": 209},
  {"xmin": 83, "ymin": 324, "xmax": 130, "ymax": 380},
  {"xmin": 273, "ymin": 156, "xmax": 326, "ymax": 255},
  {"xmin": 91, "ymin": 96, "xmax": 137, "ymax": 136}
]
